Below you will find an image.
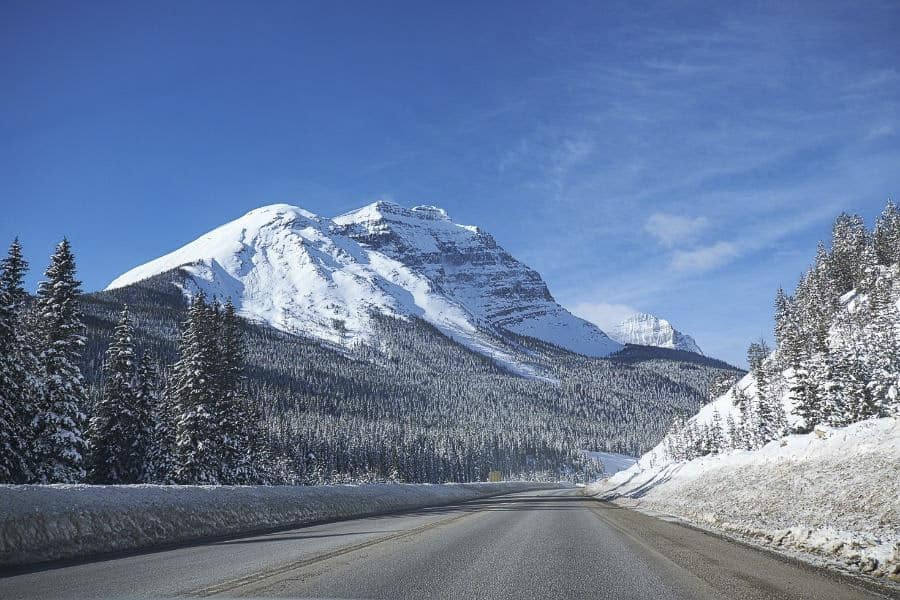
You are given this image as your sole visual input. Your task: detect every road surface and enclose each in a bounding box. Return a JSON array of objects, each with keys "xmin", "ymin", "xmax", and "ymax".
[{"xmin": 1, "ymin": 488, "xmax": 896, "ymax": 599}]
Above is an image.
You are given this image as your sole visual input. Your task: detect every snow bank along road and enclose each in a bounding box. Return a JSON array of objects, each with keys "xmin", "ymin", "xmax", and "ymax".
[
  {"xmin": 2, "ymin": 489, "xmax": 896, "ymax": 599},
  {"xmin": 0, "ymin": 482, "xmax": 561, "ymax": 567}
]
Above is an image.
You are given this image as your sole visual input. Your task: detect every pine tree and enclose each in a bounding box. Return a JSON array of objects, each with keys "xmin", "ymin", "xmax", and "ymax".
[
  {"xmin": 873, "ymin": 200, "xmax": 900, "ymax": 267},
  {"xmin": 708, "ymin": 371, "xmax": 739, "ymax": 402},
  {"xmin": 807, "ymin": 242, "xmax": 840, "ymax": 350},
  {"xmin": 829, "ymin": 213, "xmax": 869, "ymax": 293},
  {"xmin": 32, "ymin": 239, "xmax": 87, "ymax": 483},
  {"xmin": 811, "ymin": 351, "xmax": 840, "ymax": 426},
  {"xmin": 725, "ymin": 413, "xmax": 739, "ymax": 450},
  {"xmin": 857, "ymin": 241, "xmax": 882, "ymax": 295},
  {"xmin": 218, "ymin": 298, "xmax": 247, "ymax": 484},
  {"xmin": 773, "ymin": 289, "xmax": 796, "ymax": 358},
  {"xmin": 746, "ymin": 338, "xmax": 770, "ymax": 373},
  {"xmin": 773, "ymin": 288, "xmax": 820, "ymax": 431},
  {"xmin": 732, "ymin": 383, "xmax": 751, "ymax": 421},
  {"xmin": 708, "ymin": 409, "xmax": 724, "ymax": 454},
  {"xmin": 146, "ymin": 365, "xmax": 178, "ymax": 484},
  {"xmin": 863, "ymin": 270, "xmax": 900, "ymax": 416},
  {"xmin": 172, "ymin": 294, "xmax": 220, "ymax": 484},
  {"xmin": 0, "ymin": 239, "xmax": 35, "ymax": 482},
  {"xmin": 0, "ymin": 285, "xmax": 19, "ymax": 483},
  {"xmin": 88, "ymin": 306, "xmax": 148, "ymax": 483},
  {"xmin": 131, "ymin": 353, "xmax": 161, "ymax": 482}
]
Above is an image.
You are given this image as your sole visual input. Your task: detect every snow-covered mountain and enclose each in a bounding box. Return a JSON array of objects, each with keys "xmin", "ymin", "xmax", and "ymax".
[
  {"xmin": 107, "ymin": 202, "xmax": 621, "ymax": 368},
  {"xmin": 611, "ymin": 313, "xmax": 702, "ymax": 354}
]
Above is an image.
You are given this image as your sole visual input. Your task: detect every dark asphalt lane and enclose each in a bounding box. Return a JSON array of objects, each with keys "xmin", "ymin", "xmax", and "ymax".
[{"xmin": 1, "ymin": 488, "xmax": 896, "ymax": 599}]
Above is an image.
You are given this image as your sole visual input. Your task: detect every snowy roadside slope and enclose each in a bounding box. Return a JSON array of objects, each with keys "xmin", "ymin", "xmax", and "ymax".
[
  {"xmin": 0, "ymin": 482, "xmax": 564, "ymax": 568},
  {"xmin": 587, "ymin": 418, "xmax": 900, "ymax": 581},
  {"xmin": 581, "ymin": 451, "xmax": 637, "ymax": 476}
]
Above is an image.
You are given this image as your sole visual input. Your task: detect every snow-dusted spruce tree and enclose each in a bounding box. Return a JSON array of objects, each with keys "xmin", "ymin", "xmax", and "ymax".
[
  {"xmin": 765, "ymin": 202, "xmax": 899, "ymax": 431},
  {"xmin": 212, "ymin": 299, "xmax": 238, "ymax": 483},
  {"xmin": 873, "ymin": 200, "xmax": 900, "ymax": 267},
  {"xmin": 774, "ymin": 288, "xmax": 820, "ymax": 431},
  {"xmin": 863, "ymin": 267, "xmax": 900, "ymax": 415},
  {"xmin": 32, "ymin": 239, "xmax": 87, "ymax": 483},
  {"xmin": 88, "ymin": 306, "xmax": 150, "ymax": 483},
  {"xmin": 828, "ymin": 212, "xmax": 870, "ymax": 294},
  {"xmin": 0, "ymin": 238, "xmax": 38, "ymax": 482},
  {"xmin": 662, "ymin": 201, "xmax": 899, "ymax": 465},
  {"xmin": 135, "ymin": 351, "xmax": 169, "ymax": 483},
  {"xmin": 217, "ymin": 298, "xmax": 267, "ymax": 484},
  {"xmin": 144, "ymin": 356, "xmax": 177, "ymax": 483},
  {"xmin": 172, "ymin": 294, "xmax": 220, "ymax": 484},
  {"xmin": 0, "ymin": 262, "xmax": 22, "ymax": 482},
  {"xmin": 130, "ymin": 353, "xmax": 154, "ymax": 482}
]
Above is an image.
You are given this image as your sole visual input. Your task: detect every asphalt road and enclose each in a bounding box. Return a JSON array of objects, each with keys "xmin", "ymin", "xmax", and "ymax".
[{"xmin": 1, "ymin": 488, "xmax": 896, "ymax": 600}]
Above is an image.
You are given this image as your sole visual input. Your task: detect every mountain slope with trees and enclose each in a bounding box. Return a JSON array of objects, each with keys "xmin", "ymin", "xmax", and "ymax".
[
  {"xmin": 0, "ymin": 222, "xmax": 740, "ymax": 486},
  {"xmin": 79, "ymin": 269, "xmax": 737, "ymax": 484},
  {"xmin": 591, "ymin": 200, "xmax": 900, "ymax": 582}
]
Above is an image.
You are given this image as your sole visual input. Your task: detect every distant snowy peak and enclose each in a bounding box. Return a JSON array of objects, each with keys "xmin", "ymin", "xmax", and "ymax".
[
  {"xmin": 612, "ymin": 313, "xmax": 703, "ymax": 354},
  {"xmin": 107, "ymin": 202, "xmax": 622, "ymax": 366}
]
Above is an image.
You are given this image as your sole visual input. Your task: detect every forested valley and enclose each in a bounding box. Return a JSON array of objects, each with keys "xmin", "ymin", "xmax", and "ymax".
[{"xmin": 0, "ymin": 239, "xmax": 739, "ymax": 485}]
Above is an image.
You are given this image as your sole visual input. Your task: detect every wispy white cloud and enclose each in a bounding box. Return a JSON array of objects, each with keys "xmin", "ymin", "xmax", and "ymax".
[
  {"xmin": 568, "ymin": 301, "xmax": 639, "ymax": 333},
  {"xmin": 410, "ymin": 3, "xmax": 898, "ymax": 366},
  {"xmin": 668, "ymin": 195, "xmax": 853, "ymax": 274},
  {"xmin": 671, "ymin": 241, "xmax": 740, "ymax": 272},
  {"xmin": 865, "ymin": 123, "xmax": 894, "ymax": 141},
  {"xmin": 644, "ymin": 213, "xmax": 710, "ymax": 247}
]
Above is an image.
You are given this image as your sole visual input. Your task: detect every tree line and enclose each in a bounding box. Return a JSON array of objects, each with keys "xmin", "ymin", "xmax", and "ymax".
[
  {"xmin": 79, "ymin": 275, "xmax": 736, "ymax": 484},
  {"xmin": 2, "ymin": 234, "xmax": 738, "ymax": 485},
  {"xmin": 663, "ymin": 200, "xmax": 900, "ymax": 462},
  {"xmin": 0, "ymin": 239, "xmax": 268, "ymax": 484}
]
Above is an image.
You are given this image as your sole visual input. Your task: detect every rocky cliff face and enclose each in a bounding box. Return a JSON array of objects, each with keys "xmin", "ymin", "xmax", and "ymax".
[
  {"xmin": 108, "ymin": 202, "xmax": 621, "ymax": 368},
  {"xmin": 333, "ymin": 202, "xmax": 619, "ymax": 356},
  {"xmin": 611, "ymin": 313, "xmax": 702, "ymax": 354}
]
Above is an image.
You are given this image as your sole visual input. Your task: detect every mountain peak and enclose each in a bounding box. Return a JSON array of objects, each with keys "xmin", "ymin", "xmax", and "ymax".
[
  {"xmin": 335, "ymin": 201, "xmax": 456, "ymax": 226},
  {"xmin": 410, "ymin": 205, "xmax": 451, "ymax": 221},
  {"xmin": 612, "ymin": 313, "xmax": 702, "ymax": 354},
  {"xmin": 107, "ymin": 202, "xmax": 623, "ymax": 369},
  {"xmin": 246, "ymin": 203, "xmax": 320, "ymax": 221}
]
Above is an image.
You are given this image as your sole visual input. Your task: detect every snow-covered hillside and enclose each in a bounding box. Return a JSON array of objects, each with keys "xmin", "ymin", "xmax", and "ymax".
[
  {"xmin": 107, "ymin": 203, "xmax": 621, "ymax": 369},
  {"xmin": 581, "ymin": 451, "xmax": 637, "ymax": 477},
  {"xmin": 611, "ymin": 313, "xmax": 702, "ymax": 354},
  {"xmin": 588, "ymin": 418, "xmax": 900, "ymax": 581},
  {"xmin": 591, "ymin": 205, "xmax": 900, "ymax": 582}
]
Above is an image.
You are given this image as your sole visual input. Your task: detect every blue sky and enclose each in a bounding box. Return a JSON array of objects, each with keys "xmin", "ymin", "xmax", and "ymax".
[{"xmin": 2, "ymin": 1, "xmax": 898, "ymax": 366}]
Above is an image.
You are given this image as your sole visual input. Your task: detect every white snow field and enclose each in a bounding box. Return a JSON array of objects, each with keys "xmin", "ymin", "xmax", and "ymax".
[
  {"xmin": 581, "ymin": 451, "xmax": 637, "ymax": 476},
  {"xmin": 0, "ymin": 481, "xmax": 564, "ymax": 568},
  {"xmin": 588, "ymin": 417, "xmax": 900, "ymax": 581}
]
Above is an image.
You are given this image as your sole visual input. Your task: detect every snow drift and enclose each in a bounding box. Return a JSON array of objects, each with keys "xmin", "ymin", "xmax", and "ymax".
[
  {"xmin": 588, "ymin": 418, "xmax": 900, "ymax": 581},
  {"xmin": 0, "ymin": 481, "xmax": 564, "ymax": 568}
]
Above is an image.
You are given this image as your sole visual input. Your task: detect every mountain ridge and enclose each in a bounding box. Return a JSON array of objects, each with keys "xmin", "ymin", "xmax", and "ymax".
[
  {"xmin": 108, "ymin": 202, "xmax": 622, "ymax": 370},
  {"xmin": 611, "ymin": 312, "xmax": 703, "ymax": 354}
]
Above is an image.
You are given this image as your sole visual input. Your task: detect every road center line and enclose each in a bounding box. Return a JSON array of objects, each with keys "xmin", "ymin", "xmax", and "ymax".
[{"xmin": 188, "ymin": 508, "xmax": 481, "ymax": 597}]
